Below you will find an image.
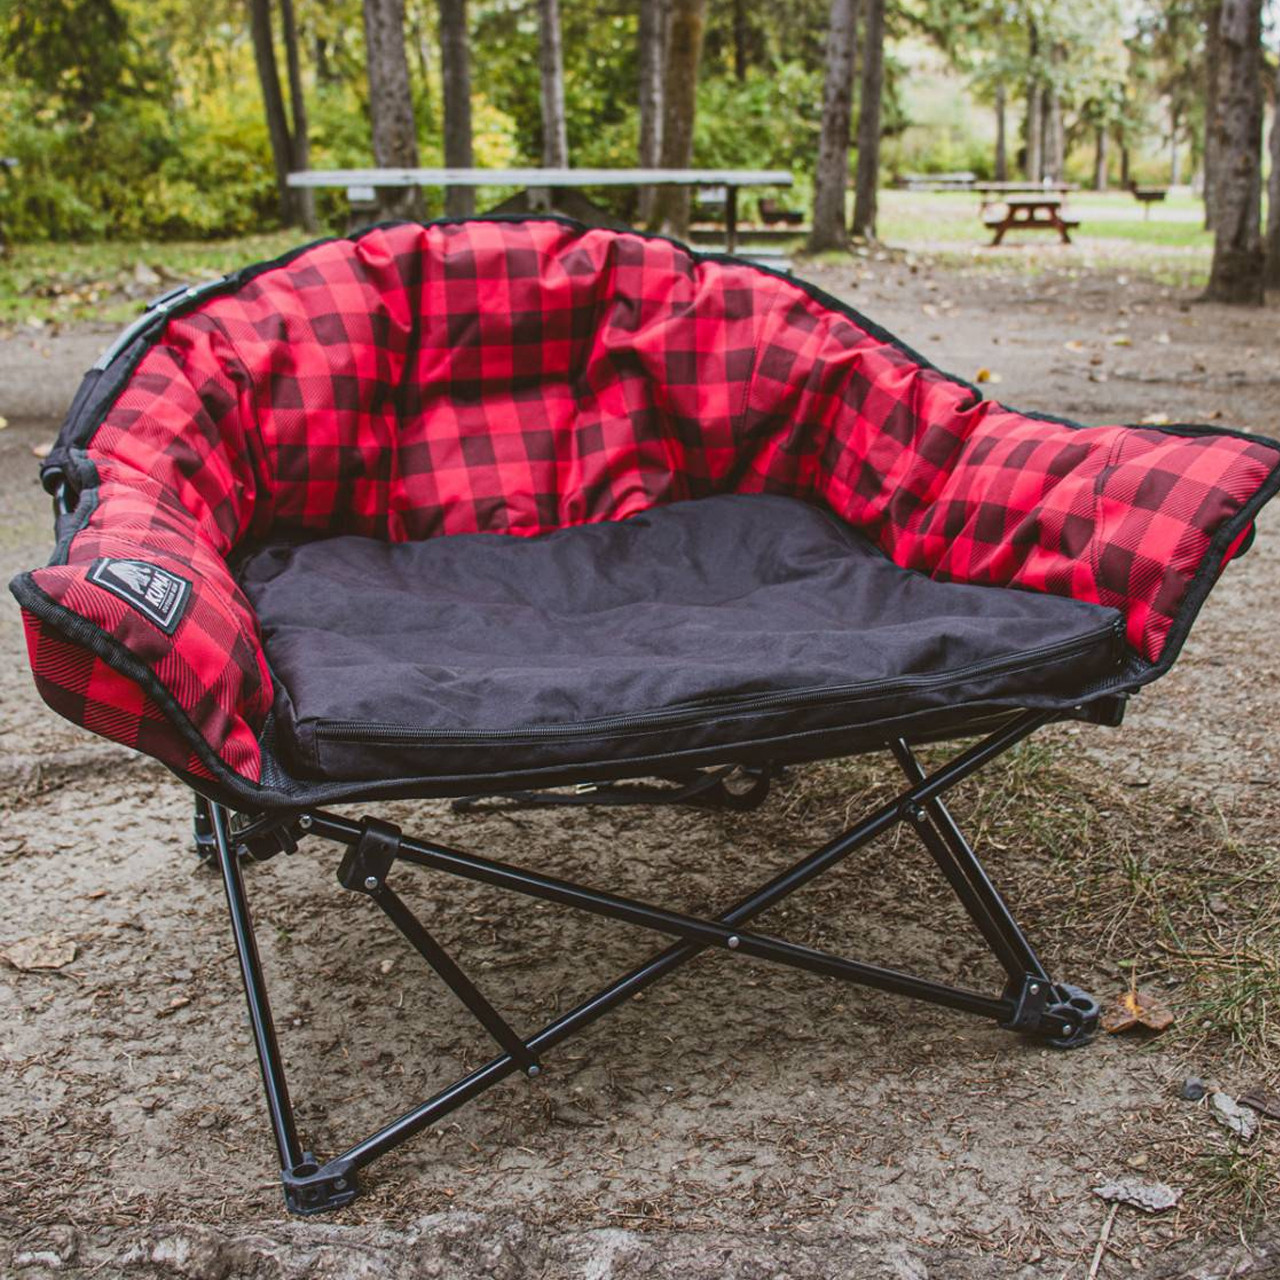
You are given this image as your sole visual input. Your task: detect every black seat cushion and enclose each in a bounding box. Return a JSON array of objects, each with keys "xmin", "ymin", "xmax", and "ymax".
[{"xmin": 238, "ymin": 494, "xmax": 1126, "ymax": 783}]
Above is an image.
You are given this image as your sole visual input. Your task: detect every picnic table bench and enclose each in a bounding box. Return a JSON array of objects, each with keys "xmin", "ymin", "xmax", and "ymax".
[
  {"xmin": 288, "ymin": 167, "xmax": 793, "ymax": 255},
  {"xmin": 983, "ymin": 194, "xmax": 1079, "ymax": 246},
  {"xmin": 893, "ymin": 171, "xmax": 976, "ymax": 191},
  {"xmin": 758, "ymin": 196, "xmax": 804, "ymax": 227}
]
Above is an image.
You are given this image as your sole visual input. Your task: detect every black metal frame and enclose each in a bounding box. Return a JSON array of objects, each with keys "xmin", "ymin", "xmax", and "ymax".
[{"xmin": 198, "ymin": 709, "xmax": 1101, "ymax": 1216}]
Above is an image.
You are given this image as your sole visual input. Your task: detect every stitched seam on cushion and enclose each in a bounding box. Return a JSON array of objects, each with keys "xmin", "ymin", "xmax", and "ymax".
[
  {"xmin": 735, "ymin": 279, "xmax": 785, "ymax": 434},
  {"xmin": 160, "ymin": 313, "xmax": 275, "ymax": 674},
  {"xmin": 197, "ymin": 309, "xmax": 274, "ymax": 516},
  {"xmin": 1089, "ymin": 430, "xmax": 1129, "ymax": 600}
]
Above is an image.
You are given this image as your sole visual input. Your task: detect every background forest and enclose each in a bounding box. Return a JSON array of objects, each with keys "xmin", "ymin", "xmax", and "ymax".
[{"xmin": 0, "ymin": 0, "xmax": 1257, "ymax": 241}]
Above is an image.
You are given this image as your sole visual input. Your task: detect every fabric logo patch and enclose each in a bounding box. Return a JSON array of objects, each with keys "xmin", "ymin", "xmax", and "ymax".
[{"xmin": 88, "ymin": 559, "xmax": 192, "ymax": 634}]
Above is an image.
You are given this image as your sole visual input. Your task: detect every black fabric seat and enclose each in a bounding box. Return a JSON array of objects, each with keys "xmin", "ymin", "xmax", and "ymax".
[{"xmin": 239, "ymin": 494, "xmax": 1126, "ymax": 783}]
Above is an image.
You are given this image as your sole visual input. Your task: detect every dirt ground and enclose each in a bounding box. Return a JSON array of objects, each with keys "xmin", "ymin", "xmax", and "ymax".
[{"xmin": 1, "ymin": 243, "xmax": 1278, "ymax": 1279}]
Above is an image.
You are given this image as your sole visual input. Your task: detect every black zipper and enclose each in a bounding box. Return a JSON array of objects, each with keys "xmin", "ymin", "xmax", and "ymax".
[{"xmin": 312, "ymin": 620, "xmax": 1123, "ymax": 748}]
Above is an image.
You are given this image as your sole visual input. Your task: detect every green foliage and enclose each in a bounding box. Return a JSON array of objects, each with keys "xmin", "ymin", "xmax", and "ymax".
[{"xmin": 0, "ymin": 0, "xmax": 1224, "ymax": 245}]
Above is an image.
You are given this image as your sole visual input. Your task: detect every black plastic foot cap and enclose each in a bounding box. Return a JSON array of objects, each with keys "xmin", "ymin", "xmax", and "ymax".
[{"xmin": 281, "ymin": 1153, "xmax": 360, "ymax": 1215}]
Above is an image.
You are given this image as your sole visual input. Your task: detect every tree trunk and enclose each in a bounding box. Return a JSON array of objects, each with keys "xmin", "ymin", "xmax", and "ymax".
[
  {"xmin": 538, "ymin": 0, "xmax": 569, "ymax": 167},
  {"xmin": 1203, "ymin": 0, "xmax": 1264, "ymax": 304},
  {"xmin": 637, "ymin": 0, "xmax": 667, "ymax": 223},
  {"xmin": 1170, "ymin": 104, "xmax": 1182, "ymax": 185},
  {"xmin": 408, "ymin": 3, "xmax": 436, "ymax": 131},
  {"xmin": 648, "ymin": 0, "xmax": 709, "ymax": 238},
  {"xmin": 1044, "ymin": 88, "xmax": 1063, "ymax": 181},
  {"xmin": 314, "ymin": 34, "xmax": 336, "ymax": 85},
  {"xmin": 248, "ymin": 0, "xmax": 297, "ymax": 226},
  {"xmin": 1093, "ymin": 125, "xmax": 1108, "ymax": 190},
  {"xmin": 1120, "ymin": 137, "xmax": 1130, "ymax": 188},
  {"xmin": 1024, "ymin": 23, "xmax": 1042, "ymax": 181},
  {"xmin": 994, "ymin": 82, "xmax": 1008, "ymax": 182},
  {"xmin": 363, "ymin": 0, "xmax": 424, "ymax": 221},
  {"xmin": 1264, "ymin": 57, "xmax": 1280, "ymax": 289},
  {"xmin": 851, "ymin": 0, "xmax": 884, "ymax": 240},
  {"xmin": 438, "ymin": 0, "xmax": 474, "ymax": 216},
  {"xmin": 279, "ymin": 0, "xmax": 315, "ymax": 230},
  {"xmin": 807, "ymin": 0, "xmax": 858, "ymax": 253},
  {"xmin": 1203, "ymin": 0, "xmax": 1222, "ymax": 228},
  {"xmin": 732, "ymin": 0, "xmax": 747, "ymax": 81},
  {"xmin": 1025, "ymin": 85, "xmax": 1043, "ymax": 181}
]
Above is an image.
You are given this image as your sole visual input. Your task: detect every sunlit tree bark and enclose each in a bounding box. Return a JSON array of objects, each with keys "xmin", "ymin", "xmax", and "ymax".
[
  {"xmin": 1264, "ymin": 57, "xmax": 1280, "ymax": 289},
  {"xmin": 438, "ymin": 0, "xmax": 474, "ymax": 215},
  {"xmin": 248, "ymin": 0, "xmax": 297, "ymax": 225},
  {"xmin": 279, "ymin": 0, "xmax": 315, "ymax": 230},
  {"xmin": 851, "ymin": 0, "xmax": 884, "ymax": 241},
  {"xmin": 538, "ymin": 0, "xmax": 568, "ymax": 167},
  {"xmin": 363, "ymin": 0, "xmax": 425, "ymax": 220},
  {"xmin": 807, "ymin": 0, "xmax": 857, "ymax": 252},
  {"xmin": 637, "ymin": 0, "xmax": 668, "ymax": 222},
  {"xmin": 648, "ymin": 0, "xmax": 709, "ymax": 238},
  {"xmin": 1203, "ymin": 0, "xmax": 1264, "ymax": 303}
]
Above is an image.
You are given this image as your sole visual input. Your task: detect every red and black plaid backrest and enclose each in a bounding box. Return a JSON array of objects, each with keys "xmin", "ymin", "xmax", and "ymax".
[{"xmin": 61, "ymin": 218, "xmax": 1280, "ymax": 670}]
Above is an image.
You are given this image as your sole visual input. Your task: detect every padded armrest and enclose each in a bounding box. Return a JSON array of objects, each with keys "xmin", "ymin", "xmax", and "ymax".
[
  {"xmin": 14, "ymin": 320, "xmax": 273, "ymax": 782},
  {"xmin": 909, "ymin": 406, "xmax": 1280, "ymax": 665},
  {"xmin": 745, "ymin": 289, "xmax": 1280, "ymax": 669}
]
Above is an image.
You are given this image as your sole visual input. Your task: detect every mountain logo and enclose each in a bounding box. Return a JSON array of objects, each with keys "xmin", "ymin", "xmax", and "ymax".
[{"xmin": 87, "ymin": 559, "xmax": 192, "ymax": 634}]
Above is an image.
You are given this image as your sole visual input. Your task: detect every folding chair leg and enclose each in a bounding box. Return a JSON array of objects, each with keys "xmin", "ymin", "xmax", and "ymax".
[
  {"xmin": 891, "ymin": 739, "xmax": 1101, "ymax": 1048},
  {"xmin": 207, "ymin": 799, "xmax": 360, "ymax": 1214},
  {"xmin": 890, "ymin": 739, "xmax": 1049, "ymax": 983}
]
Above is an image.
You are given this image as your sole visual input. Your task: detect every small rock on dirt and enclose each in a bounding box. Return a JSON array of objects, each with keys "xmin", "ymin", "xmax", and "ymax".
[
  {"xmin": 1093, "ymin": 1178, "xmax": 1182, "ymax": 1212},
  {"xmin": 1210, "ymin": 1091, "xmax": 1260, "ymax": 1141},
  {"xmin": 1180, "ymin": 1076, "xmax": 1207, "ymax": 1101},
  {"xmin": 2, "ymin": 934, "xmax": 77, "ymax": 970}
]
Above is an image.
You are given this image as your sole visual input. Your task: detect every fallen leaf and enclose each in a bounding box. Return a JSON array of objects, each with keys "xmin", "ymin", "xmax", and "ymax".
[
  {"xmin": 1101, "ymin": 987, "xmax": 1175, "ymax": 1035},
  {"xmin": 1154, "ymin": 332, "xmax": 1171, "ymax": 344},
  {"xmin": 155, "ymin": 994, "xmax": 192, "ymax": 1019},
  {"xmin": 1211, "ymin": 1091, "xmax": 1260, "ymax": 1142},
  {"xmin": 920, "ymin": 302, "xmax": 939, "ymax": 318},
  {"xmin": 0, "ymin": 414, "xmax": 8, "ymax": 429},
  {"xmin": 1111, "ymin": 334, "xmax": 1132, "ymax": 347},
  {"xmin": 1237, "ymin": 1088, "xmax": 1280, "ymax": 1121},
  {"xmin": 32, "ymin": 440, "xmax": 53, "ymax": 459},
  {"xmin": 1140, "ymin": 413, "xmax": 1171, "ymax": 425},
  {"xmin": 974, "ymin": 367, "xmax": 1002, "ymax": 384},
  {"xmin": 1063, "ymin": 339, "xmax": 1086, "ymax": 353},
  {"xmin": 1093, "ymin": 1179, "xmax": 1182, "ymax": 1213},
  {"xmin": 2, "ymin": 935, "xmax": 77, "ymax": 971}
]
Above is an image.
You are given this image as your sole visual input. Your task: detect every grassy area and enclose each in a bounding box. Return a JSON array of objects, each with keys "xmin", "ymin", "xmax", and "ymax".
[
  {"xmin": 877, "ymin": 188, "xmax": 1214, "ymax": 250},
  {"xmin": 0, "ymin": 230, "xmax": 305, "ymax": 330},
  {"xmin": 873, "ymin": 188, "xmax": 1216, "ymax": 289}
]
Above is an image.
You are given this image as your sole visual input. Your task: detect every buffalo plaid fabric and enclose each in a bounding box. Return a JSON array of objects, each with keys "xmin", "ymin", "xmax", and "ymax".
[{"xmin": 13, "ymin": 219, "xmax": 1280, "ymax": 785}]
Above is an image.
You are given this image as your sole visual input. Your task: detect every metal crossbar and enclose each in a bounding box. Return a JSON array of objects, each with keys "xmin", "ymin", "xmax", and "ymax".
[{"xmin": 201, "ymin": 708, "xmax": 1101, "ymax": 1215}]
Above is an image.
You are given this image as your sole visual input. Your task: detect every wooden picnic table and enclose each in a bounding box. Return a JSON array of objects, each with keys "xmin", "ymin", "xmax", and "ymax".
[
  {"xmin": 288, "ymin": 167, "xmax": 793, "ymax": 255},
  {"xmin": 973, "ymin": 181, "xmax": 1075, "ymax": 215},
  {"xmin": 983, "ymin": 194, "xmax": 1080, "ymax": 246}
]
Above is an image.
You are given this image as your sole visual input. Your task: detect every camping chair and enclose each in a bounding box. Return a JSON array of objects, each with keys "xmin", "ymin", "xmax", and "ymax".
[{"xmin": 12, "ymin": 218, "xmax": 1280, "ymax": 1215}]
